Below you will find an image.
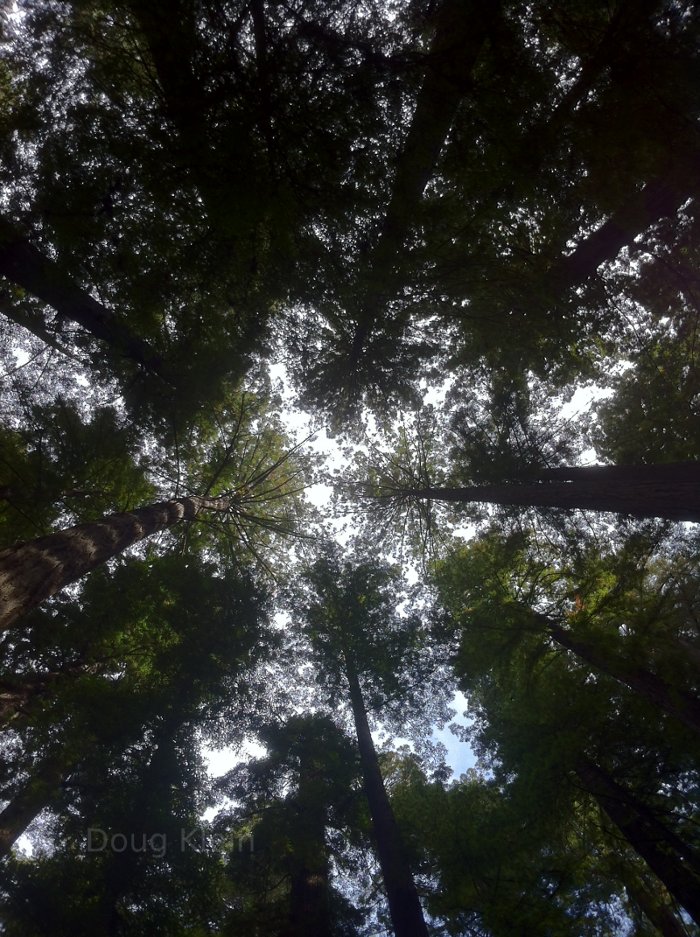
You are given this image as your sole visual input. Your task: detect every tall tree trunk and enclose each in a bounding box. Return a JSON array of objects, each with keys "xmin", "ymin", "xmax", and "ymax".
[
  {"xmin": 542, "ymin": 616, "xmax": 700, "ymax": 738},
  {"xmin": 0, "ymin": 753, "xmax": 68, "ymax": 858},
  {"xmin": 622, "ymin": 872, "xmax": 690, "ymax": 937},
  {"xmin": 576, "ymin": 759, "xmax": 700, "ymax": 926},
  {"xmin": 0, "ymin": 216, "xmax": 165, "ymax": 377},
  {"xmin": 352, "ymin": 0, "xmax": 496, "ymax": 359},
  {"xmin": 0, "ymin": 495, "xmax": 229, "ymax": 631},
  {"xmin": 394, "ymin": 461, "xmax": 700, "ymax": 521},
  {"xmin": 545, "ymin": 158, "xmax": 697, "ymax": 292},
  {"xmin": 540, "ymin": 462, "xmax": 700, "ymax": 483},
  {"xmin": 342, "ymin": 649, "xmax": 429, "ymax": 937}
]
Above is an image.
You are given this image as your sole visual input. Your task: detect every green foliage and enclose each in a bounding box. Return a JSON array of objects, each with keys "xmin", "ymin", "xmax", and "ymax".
[
  {"xmin": 149, "ymin": 385, "xmax": 314, "ymax": 575},
  {"xmin": 446, "ymin": 371, "xmax": 580, "ymax": 484},
  {"xmin": 1, "ymin": 1, "xmax": 700, "ymax": 932},
  {"xmin": 431, "ymin": 525, "xmax": 700, "ymax": 933},
  {"xmin": 593, "ymin": 309, "xmax": 700, "ymax": 464},
  {"xmin": 433, "ymin": 524, "xmax": 700, "ymax": 709},
  {"xmin": 389, "ymin": 757, "xmax": 632, "ymax": 937},
  {"xmin": 0, "ymin": 552, "xmax": 273, "ymax": 934},
  {"xmin": 214, "ymin": 715, "xmax": 368, "ymax": 937},
  {"xmin": 290, "ymin": 549, "xmax": 453, "ymax": 740},
  {"xmin": 0, "ymin": 399, "xmax": 155, "ymax": 543}
]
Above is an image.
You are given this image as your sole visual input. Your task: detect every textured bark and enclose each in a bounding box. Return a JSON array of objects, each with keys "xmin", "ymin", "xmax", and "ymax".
[
  {"xmin": 0, "ymin": 216, "xmax": 164, "ymax": 376},
  {"xmin": 0, "ymin": 496, "xmax": 229, "ymax": 631},
  {"xmin": 576, "ymin": 759, "xmax": 700, "ymax": 925},
  {"xmin": 0, "ymin": 753, "xmax": 67, "ymax": 858},
  {"xmin": 342, "ymin": 649, "xmax": 429, "ymax": 937},
  {"xmin": 544, "ymin": 618, "xmax": 700, "ymax": 738},
  {"xmin": 396, "ymin": 461, "xmax": 700, "ymax": 521},
  {"xmin": 539, "ymin": 463, "xmax": 700, "ymax": 484}
]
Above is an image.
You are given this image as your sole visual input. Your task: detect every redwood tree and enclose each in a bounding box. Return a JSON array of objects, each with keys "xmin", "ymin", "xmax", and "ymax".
[
  {"xmin": 293, "ymin": 554, "xmax": 442, "ymax": 937},
  {"xmin": 372, "ymin": 461, "xmax": 700, "ymax": 523},
  {"xmin": 0, "ymin": 215, "xmax": 165, "ymax": 377},
  {"xmin": 435, "ymin": 530, "xmax": 700, "ymax": 928},
  {"xmin": 0, "ymin": 495, "xmax": 229, "ymax": 630}
]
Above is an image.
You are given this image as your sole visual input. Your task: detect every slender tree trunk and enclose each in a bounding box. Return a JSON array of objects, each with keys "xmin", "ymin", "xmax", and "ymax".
[
  {"xmin": 0, "ymin": 495, "xmax": 229, "ymax": 631},
  {"xmin": 0, "ymin": 753, "xmax": 67, "ymax": 858},
  {"xmin": 0, "ymin": 216, "xmax": 165, "ymax": 377},
  {"xmin": 0, "ymin": 293, "xmax": 82, "ymax": 361},
  {"xmin": 342, "ymin": 650, "xmax": 429, "ymax": 937},
  {"xmin": 395, "ymin": 461, "xmax": 700, "ymax": 521},
  {"xmin": 547, "ymin": 166, "xmax": 696, "ymax": 290},
  {"xmin": 576, "ymin": 759, "xmax": 700, "ymax": 925},
  {"xmin": 543, "ymin": 617, "xmax": 700, "ymax": 738},
  {"xmin": 352, "ymin": 0, "xmax": 495, "ymax": 358}
]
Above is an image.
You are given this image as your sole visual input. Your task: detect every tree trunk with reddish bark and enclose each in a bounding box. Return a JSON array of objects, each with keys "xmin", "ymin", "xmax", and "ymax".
[
  {"xmin": 392, "ymin": 461, "xmax": 700, "ymax": 522},
  {"xmin": 342, "ymin": 647, "xmax": 429, "ymax": 937},
  {"xmin": 0, "ymin": 496, "xmax": 229, "ymax": 631}
]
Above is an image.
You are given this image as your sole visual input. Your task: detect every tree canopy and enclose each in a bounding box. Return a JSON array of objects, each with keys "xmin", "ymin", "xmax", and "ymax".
[{"xmin": 1, "ymin": 1, "xmax": 699, "ymax": 934}]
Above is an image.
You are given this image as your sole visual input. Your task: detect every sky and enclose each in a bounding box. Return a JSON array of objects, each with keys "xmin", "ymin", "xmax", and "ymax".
[{"xmin": 203, "ymin": 688, "xmax": 475, "ymax": 789}]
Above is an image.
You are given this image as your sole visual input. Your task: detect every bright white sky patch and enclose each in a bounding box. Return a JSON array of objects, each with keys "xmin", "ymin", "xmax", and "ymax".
[{"xmin": 203, "ymin": 738, "xmax": 267, "ymax": 779}]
